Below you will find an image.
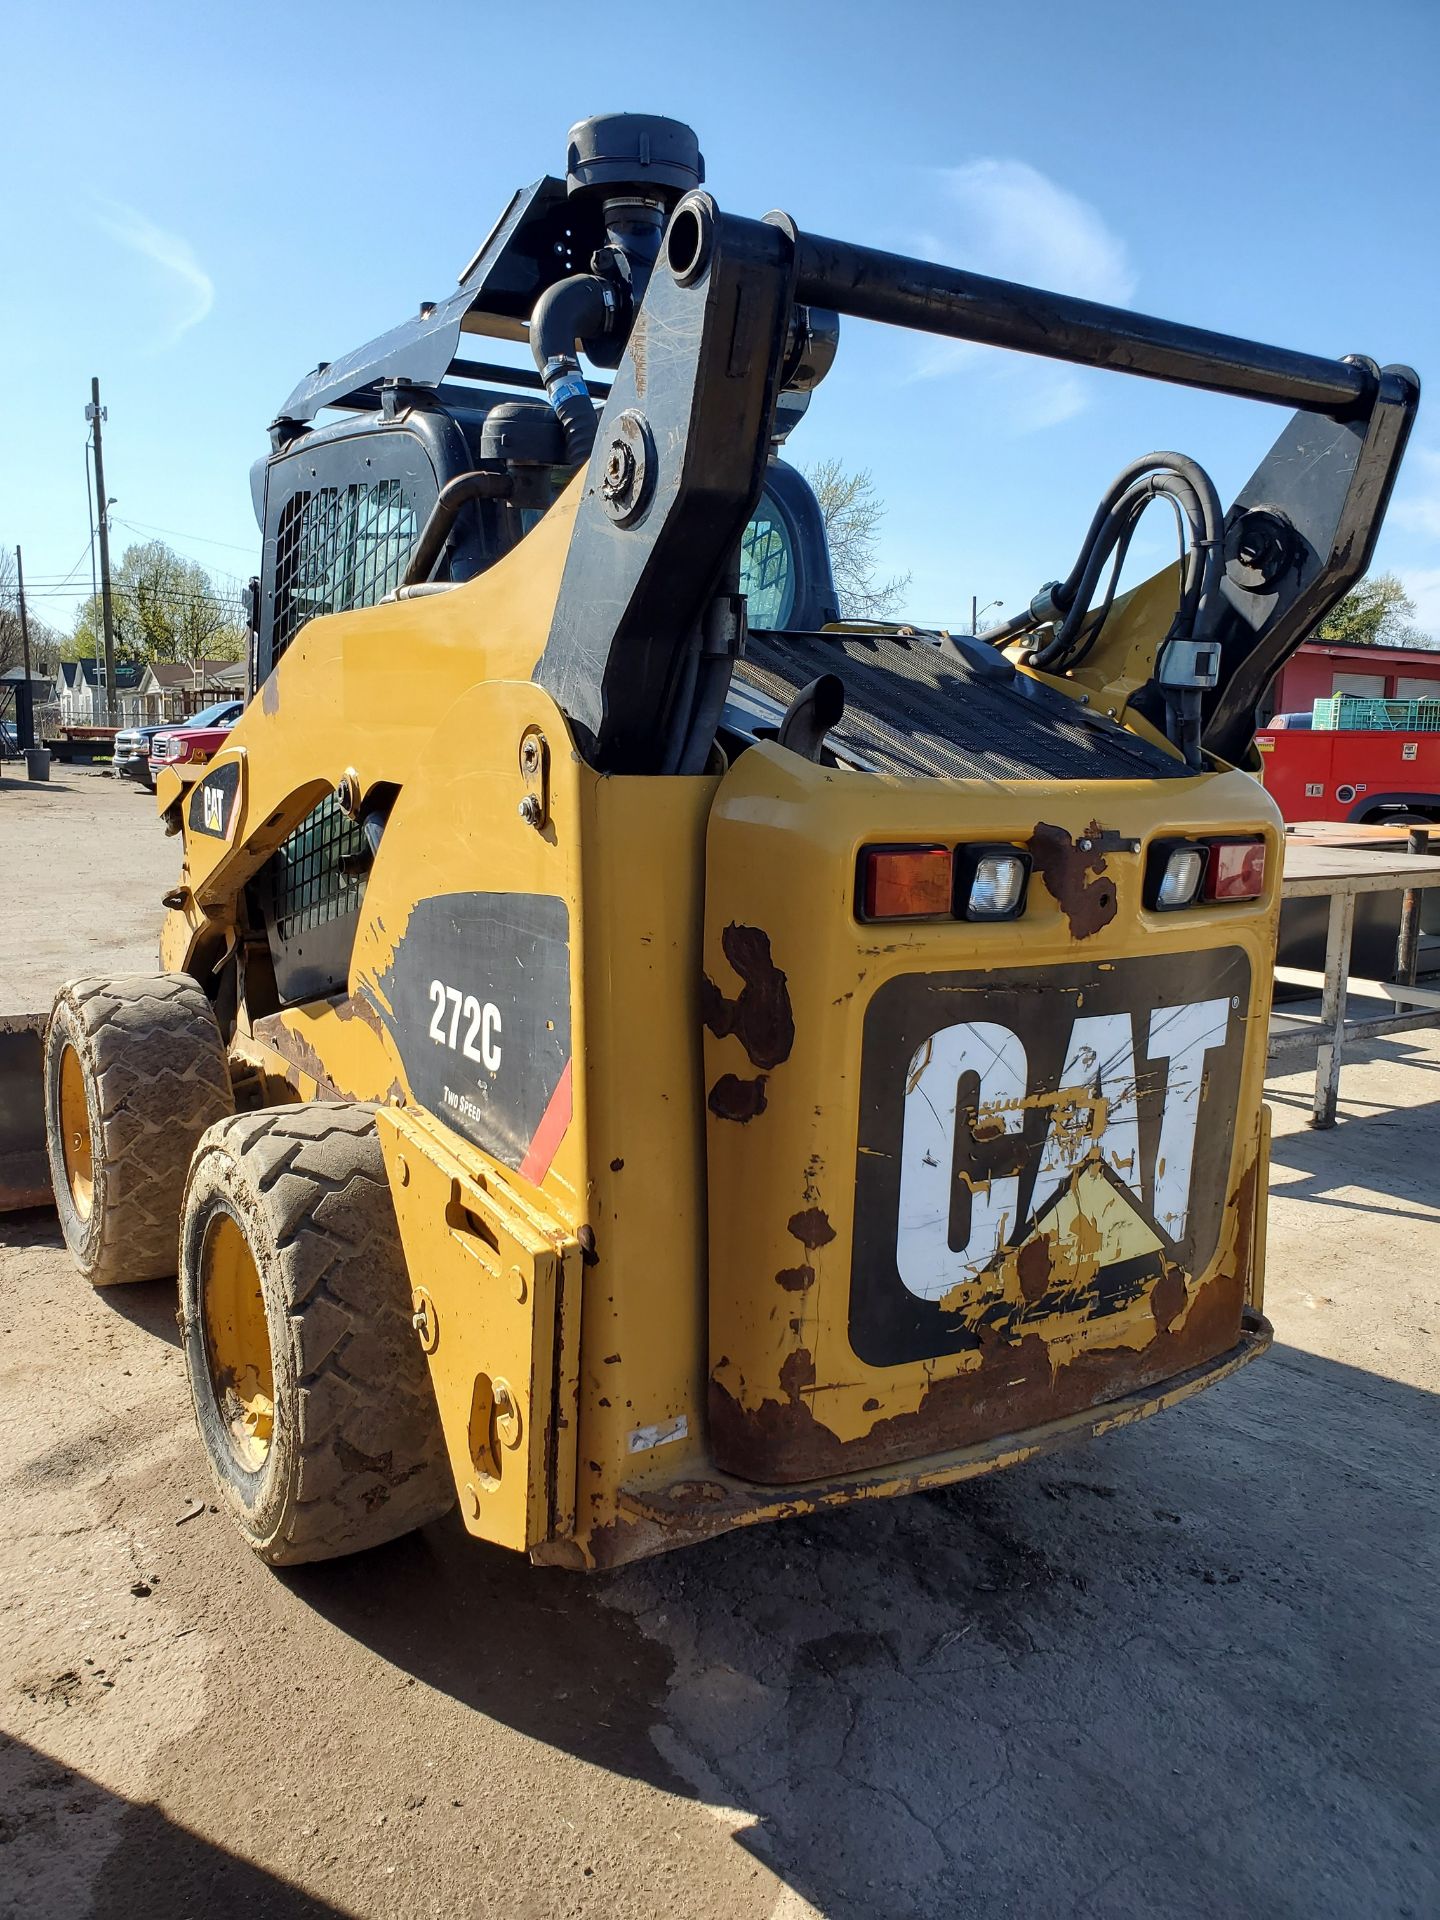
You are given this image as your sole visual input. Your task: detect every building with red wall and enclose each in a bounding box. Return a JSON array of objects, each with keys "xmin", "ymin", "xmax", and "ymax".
[{"xmin": 1268, "ymin": 641, "xmax": 1440, "ymax": 718}]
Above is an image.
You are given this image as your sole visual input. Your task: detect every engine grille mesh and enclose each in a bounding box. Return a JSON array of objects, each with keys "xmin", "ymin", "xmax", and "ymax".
[{"xmin": 737, "ymin": 630, "xmax": 1191, "ymax": 782}]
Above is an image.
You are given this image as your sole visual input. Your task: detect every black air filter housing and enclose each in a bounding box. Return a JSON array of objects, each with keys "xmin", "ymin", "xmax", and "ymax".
[
  {"xmin": 564, "ymin": 114, "xmax": 703, "ymax": 203},
  {"xmin": 480, "ymin": 401, "xmax": 563, "ymax": 467}
]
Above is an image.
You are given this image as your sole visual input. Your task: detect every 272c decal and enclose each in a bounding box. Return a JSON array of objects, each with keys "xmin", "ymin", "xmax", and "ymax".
[{"xmin": 426, "ymin": 980, "xmax": 503, "ymax": 1072}]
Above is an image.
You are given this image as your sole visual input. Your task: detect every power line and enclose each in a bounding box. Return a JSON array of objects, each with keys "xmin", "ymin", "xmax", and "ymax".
[{"xmin": 106, "ymin": 513, "xmax": 256, "ymax": 556}]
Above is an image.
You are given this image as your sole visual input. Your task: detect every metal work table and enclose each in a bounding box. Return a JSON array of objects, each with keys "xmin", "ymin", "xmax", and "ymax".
[{"xmin": 1270, "ymin": 836, "xmax": 1440, "ymax": 1127}]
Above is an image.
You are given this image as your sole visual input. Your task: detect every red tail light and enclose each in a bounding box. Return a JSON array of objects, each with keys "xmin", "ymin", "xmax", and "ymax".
[
  {"xmin": 859, "ymin": 845, "xmax": 953, "ymax": 921},
  {"xmin": 1205, "ymin": 839, "xmax": 1266, "ymax": 901}
]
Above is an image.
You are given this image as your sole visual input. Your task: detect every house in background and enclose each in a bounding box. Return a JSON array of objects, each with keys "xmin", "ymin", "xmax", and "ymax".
[
  {"xmin": 53, "ymin": 658, "xmax": 144, "ymax": 724},
  {"xmin": 1268, "ymin": 639, "xmax": 1440, "ymax": 718},
  {"xmin": 52, "ymin": 658, "xmax": 245, "ymax": 725},
  {"xmin": 122, "ymin": 658, "xmax": 246, "ymax": 726}
]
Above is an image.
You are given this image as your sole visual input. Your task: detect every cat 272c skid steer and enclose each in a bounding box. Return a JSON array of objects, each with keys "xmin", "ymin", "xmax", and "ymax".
[{"xmin": 40, "ymin": 115, "xmax": 1416, "ymax": 1570}]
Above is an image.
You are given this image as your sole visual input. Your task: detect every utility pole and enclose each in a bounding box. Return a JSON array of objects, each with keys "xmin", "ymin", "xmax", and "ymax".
[
  {"xmin": 15, "ymin": 545, "xmax": 34, "ymax": 748},
  {"xmin": 86, "ymin": 377, "xmax": 118, "ymax": 725}
]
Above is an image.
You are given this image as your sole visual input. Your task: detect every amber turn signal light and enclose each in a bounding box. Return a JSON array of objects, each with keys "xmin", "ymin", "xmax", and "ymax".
[{"xmin": 858, "ymin": 845, "xmax": 953, "ymax": 921}]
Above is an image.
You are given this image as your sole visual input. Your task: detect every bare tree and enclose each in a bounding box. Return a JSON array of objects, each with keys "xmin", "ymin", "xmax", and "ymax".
[
  {"xmin": 803, "ymin": 459, "xmax": 912, "ymax": 621},
  {"xmin": 0, "ymin": 543, "xmax": 63, "ymax": 677}
]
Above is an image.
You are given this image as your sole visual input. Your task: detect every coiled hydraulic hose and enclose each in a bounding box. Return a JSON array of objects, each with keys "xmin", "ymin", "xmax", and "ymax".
[{"xmin": 980, "ymin": 452, "xmax": 1224, "ymax": 766}]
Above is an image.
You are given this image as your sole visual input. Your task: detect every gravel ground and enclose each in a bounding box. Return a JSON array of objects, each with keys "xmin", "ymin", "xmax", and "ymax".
[{"xmin": 1, "ymin": 767, "xmax": 1436, "ymax": 1919}]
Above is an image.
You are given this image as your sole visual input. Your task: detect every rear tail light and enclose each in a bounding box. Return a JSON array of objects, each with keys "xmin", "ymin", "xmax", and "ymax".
[
  {"xmin": 1146, "ymin": 837, "xmax": 1267, "ymax": 910},
  {"xmin": 857, "ymin": 844, "xmax": 1031, "ymax": 923},
  {"xmin": 1205, "ymin": 839, "xmax": 1266, "ymax": 901},
  {"xmin": 859, "ymin": 845, "xmax": 953, "ymax": 921}
]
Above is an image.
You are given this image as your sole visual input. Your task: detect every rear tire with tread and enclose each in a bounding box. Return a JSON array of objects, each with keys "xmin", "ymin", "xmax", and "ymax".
[
  {"xmin": 44, "ymin": 973, "xmax": 235, "ymax": 1286},
  {"xmin": 179, "ymin": 1102, "xmax": 454, "ymax": 1566}
]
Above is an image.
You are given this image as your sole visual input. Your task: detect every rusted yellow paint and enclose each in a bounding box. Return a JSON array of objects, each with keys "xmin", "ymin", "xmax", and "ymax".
[
  {"xmin": 703, "ymin": 742, "xmax": 1280, "ymax": 1481},
  {"xmin": 153, "ymin": 463, "xmax": 1278, "ymax": 1570}
]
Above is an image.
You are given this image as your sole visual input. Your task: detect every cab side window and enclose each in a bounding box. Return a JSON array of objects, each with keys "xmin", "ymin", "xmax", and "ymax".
[
  {"xmin": 271, "ymin": 479, "xmax": 417, "ymax": 663},
  {"xmin": 740, "ymin": 491, "xmax": 797, "ymax": 630}
]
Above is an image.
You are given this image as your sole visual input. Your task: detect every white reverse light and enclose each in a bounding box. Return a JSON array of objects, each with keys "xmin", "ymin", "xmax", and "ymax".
[
  {"xmin": 963, "ymin": 850, "xmax": 1029, "ymax": 921},
  {"xmin": 1154, "ymin": 845, "xmax": 1206, "ymax": 910}
]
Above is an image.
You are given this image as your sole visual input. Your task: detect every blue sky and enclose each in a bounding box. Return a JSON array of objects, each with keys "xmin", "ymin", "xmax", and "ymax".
[{"xmin": 4, "ymin": 0, "xmax": 1439, "ymax": 637}]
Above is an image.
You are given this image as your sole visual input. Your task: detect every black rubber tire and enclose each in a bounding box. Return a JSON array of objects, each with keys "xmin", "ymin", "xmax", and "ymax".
[
  {"xmin": 45, "ymin": 974, "xmax": 235, "ymax": 1286},
  {"xmin": 178, "ymin": 1103, "xmax": 454, "ymax": 1566}
]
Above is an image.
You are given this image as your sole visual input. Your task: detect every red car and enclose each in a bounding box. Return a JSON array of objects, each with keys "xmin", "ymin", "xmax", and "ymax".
[{"xmin": 148, "ymin": 702, "xmax": 243, "ymax": 784}]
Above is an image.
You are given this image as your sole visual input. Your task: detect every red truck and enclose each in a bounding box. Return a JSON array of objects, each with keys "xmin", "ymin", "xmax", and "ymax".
[
  {"xmin": 1256, "ymin": 700, "xmax": 1440, "ymax": 825},
  {"xmin": 147, "ymin": 709, "xmax": 240, "ymax": 785}
]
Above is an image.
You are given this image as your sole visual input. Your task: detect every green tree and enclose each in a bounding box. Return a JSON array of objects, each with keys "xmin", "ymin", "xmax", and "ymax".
[
  {"xmin": 1315, "ymin": 572, "xmax": 1431, "ymax": 649},
  {"xmin": 71, "ymin": 539, "xmax": 246, "ymax": 666},
  {"xmin": 803, "ymin": 459, "xmax": 912, "ymax": 621}
]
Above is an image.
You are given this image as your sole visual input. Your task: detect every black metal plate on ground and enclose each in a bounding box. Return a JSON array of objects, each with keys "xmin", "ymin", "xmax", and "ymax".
[
  {"xmin": 849, "ymin": 948, "xmax": 1251, "ymax": 1368},
  {"xmin": 375, "ymin": 893, "xmax": 570, "ymax": 1175},
  {"xmin": 0, "ymin": 1015, "xmax": 50, "ymax": 1211}
]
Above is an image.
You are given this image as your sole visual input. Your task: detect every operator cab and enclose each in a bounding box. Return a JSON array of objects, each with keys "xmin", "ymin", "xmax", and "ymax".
[{"xmin": 250, "ymin": 398, "xmax": 839, "ymax": 689}]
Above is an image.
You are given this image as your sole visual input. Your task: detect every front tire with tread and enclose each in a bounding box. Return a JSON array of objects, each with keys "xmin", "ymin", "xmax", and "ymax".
[
  {"xmin": 44, "ymin": 973, "xmax": 235, "ymax": 1286},
  {"xmin": 179, "ymin": 1102, "xmax": 454, "ymax": 1566}
]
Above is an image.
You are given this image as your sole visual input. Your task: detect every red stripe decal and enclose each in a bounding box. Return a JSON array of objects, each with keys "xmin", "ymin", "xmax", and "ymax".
[{"xmin": 519, "ymin": 1057, "xmax": 573, "ymax": 1186}]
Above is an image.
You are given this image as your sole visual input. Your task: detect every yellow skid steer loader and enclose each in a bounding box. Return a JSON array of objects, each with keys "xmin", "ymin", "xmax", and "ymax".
[{"xmin": 34, "ymin": 114, "xmax": 1417, "ymax": 1569}]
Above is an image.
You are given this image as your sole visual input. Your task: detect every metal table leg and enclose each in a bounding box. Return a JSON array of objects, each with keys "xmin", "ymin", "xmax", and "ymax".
[{"xmin": 1312, "ymin": 887, "xmax": 1355, "ymax": 1129}]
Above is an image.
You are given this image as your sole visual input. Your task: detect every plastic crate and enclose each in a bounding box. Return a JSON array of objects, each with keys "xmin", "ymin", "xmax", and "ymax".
[{"xmin": 1312, "ymin": 693, "xmax": 1440, "ymax": 732}]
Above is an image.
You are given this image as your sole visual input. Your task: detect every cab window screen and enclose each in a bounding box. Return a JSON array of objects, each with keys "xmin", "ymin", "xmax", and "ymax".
[
  {"xmin": 272, "ymin": 479, "xmax": 416, "ymax": 661},
  {"xmin": 741, "ymin": 493, "xmax": 797, "ymax": 629},
  {"xmin": 254, "ymin": 792, "xmax": 367, "ymax": 1006}
]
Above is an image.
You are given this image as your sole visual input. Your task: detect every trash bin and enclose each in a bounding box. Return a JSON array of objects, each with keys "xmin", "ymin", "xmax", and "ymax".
[{"xmin": 24, "ymin": 748, "xmax": 51, "ymax": 782}]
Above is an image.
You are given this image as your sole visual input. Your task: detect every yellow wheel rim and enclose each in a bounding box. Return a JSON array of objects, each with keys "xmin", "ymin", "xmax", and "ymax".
[
  {"xmin": 201, "ymin": 1213, "xmax": 275, "ymax": 1470},
  {"xmin": 58, "ymin": 1043, "xmax": 94, "ymax": 1220}
]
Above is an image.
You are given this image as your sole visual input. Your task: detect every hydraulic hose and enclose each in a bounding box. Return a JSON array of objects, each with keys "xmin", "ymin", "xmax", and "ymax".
[
  {"xmin": 981, "ymin": 450, "xmax": 1225, "ymax": 767},
  {"xmin": 530, "ymin": 274, "xmax": 613, "ymax": 466},
  {"xmin": 1039, "ymin": 470, "xmax": 1206, "ymax": 667}
]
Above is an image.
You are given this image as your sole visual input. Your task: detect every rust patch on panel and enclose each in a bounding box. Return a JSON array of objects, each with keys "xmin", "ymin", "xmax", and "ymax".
[
  {"xmin": 709, "ymin": 1072, "xmax": 769, "ymax": 1123},
  {"xmin": 1150, "ymin": 1262, "xmax": 1188, "ymax": 1334},
  {"xmin": 776, "ymin": 1264, "xmax": 815, "ymax": 1293},
  {"xmin": 779, "ymin": 1347, "xmax": 816, "ymax": 1401},
  {"xmin": 787, "ymin": 1206, "xmax": 836, "ymax": 1249},
  {"xmin": 701, "ymin": 925, "xmax": 795, "ymax": 1070},
  {"xmin": 332, "ymin": 989, "xmax": 385, "ymax": 1036},
  {"xmin": 251, "ymin": 1015, "xmax": 349, "ymax": 1100},
  {"xmin": 1015, "ymin": 1238, "xmax": 1054, "ymax": 1306},
  {"xmin": 709, "ymin": 1259, "xmax": 1248, "ymax": 1485},
  {"xmin": 1029, "ymin": 820, "xmax": 1123, "ymax": 939},
  {"xmin": 1230, "ymin": 1159, "xmax": 1258, "ymax": 1289}
]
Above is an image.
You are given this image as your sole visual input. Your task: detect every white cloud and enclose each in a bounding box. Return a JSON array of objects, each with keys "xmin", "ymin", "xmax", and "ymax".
[
  {"xmin": 934, "ymin": 159, "xmax": 1136, "ymax": 304},
  {"xmin": 97, "ymin": 202, "xmax": 214, "ymax": 347},
  {"xmin": 1390, "ymin": 447, "xmax": 1440, "ymax": 541},
  {"xmin": 909, "ymin": 160, "xmax": 1134, "ymax": 428}
]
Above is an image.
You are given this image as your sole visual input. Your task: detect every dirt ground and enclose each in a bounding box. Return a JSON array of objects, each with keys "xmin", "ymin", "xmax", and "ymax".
[{"xmin": 1, "ymin": 767, "xmax": 1436, "ymax": 1919}]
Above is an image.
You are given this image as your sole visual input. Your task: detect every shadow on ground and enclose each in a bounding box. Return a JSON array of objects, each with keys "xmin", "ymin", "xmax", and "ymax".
[
  {"xmin": 1, "ymin": 1733, "xmax": 345, "ymax": 1919},
  {"xmin": 0, "ymin": 1215, "xmax": 182, "ymax": 1348},
  {"xmin": 282, "ymin": 1345, "xmax": 1438, "ymax": 1920}
]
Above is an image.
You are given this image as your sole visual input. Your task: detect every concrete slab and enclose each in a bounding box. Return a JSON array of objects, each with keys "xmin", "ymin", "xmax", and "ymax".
[{"xmin": 1, "ymin": 772, "xmax": 1435, "ymax": 1918}]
